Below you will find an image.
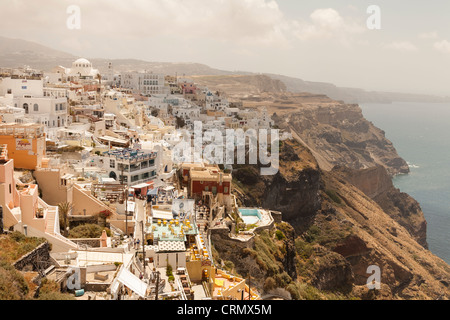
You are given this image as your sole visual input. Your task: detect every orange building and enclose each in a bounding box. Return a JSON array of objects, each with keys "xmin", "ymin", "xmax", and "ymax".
[{"xmin": 0, "ymin": 123, "xmax": 46, "ymax": 170}]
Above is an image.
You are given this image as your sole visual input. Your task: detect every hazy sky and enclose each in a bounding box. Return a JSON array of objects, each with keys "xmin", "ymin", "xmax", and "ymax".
[{"xmin": 1, "ymin": 0, "xmax": 450, "ymax": 95}]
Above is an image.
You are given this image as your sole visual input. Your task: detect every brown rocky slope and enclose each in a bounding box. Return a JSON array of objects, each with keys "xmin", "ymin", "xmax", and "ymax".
[{"xmin": 215, "ymin": 139, "xmax": 449, "ymax": 300}]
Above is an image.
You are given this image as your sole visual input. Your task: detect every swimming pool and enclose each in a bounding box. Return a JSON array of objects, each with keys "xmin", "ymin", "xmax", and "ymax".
[{"xmin": 238, "ymin": 208, "xmax": 262, "ymax": 225}]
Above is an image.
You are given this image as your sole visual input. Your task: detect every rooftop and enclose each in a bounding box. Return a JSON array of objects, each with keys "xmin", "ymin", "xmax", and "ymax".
[
  {"xmin": 0, "ymin": 122, "xmax": 45, "ymax": 138},
  {"xmin": 146, "ymin": 219, "xmax": 198, "ymax": 242},
  {"xmin": 103, "ymin": 148, "xmax": 157, "ymax": 161},
  {"xmin": 189, "ymin": 167, "xmax": 232, "ymax": 181}
]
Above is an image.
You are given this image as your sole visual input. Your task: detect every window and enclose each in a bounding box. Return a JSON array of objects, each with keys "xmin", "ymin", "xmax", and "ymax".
[
  {"xmin": 110, "ymin": 159, "xmax": 115, "ymax": 168},
  {"xmin": 224, "ymin": 187, "xmax": 229, "ymax": 194},
  {"xmin": 9, "ymin": 184, "xmax": 12, "ymax": 194},
  {"xmin": 33, "ymin": 104, "xmax": 39, "ymax": 112},
  {"xmin": 55, "ymin": 104, "xmax": 58, "ymax": 111}
]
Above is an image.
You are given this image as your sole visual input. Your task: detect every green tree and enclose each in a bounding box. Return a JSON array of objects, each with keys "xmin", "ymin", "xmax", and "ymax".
[{"xmin": 58, "ymin": 202, "xmax": 73, "ymax": 237}]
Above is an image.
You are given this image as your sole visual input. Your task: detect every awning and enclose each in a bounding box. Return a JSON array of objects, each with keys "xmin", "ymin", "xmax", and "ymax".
[
  {"xmin": 131, "ymin": 183, "xmax": 151, "ymax": 189},
  {"xmin": 117, "ymin": 268, "xmax": 148, "ymax": 298},
  {"xmin": 147, "ymin": 188, "xmax": 158, "ymax": 196}
]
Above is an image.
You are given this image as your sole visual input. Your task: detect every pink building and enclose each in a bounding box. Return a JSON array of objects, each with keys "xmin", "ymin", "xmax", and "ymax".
[{"xmin": 0, "ymin": 144, "xmax": 77, "ymax": 251}]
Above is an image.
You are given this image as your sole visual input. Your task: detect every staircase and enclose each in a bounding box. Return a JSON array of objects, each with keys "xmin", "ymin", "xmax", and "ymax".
[{"xmin": 45, "ymin": 207, "xmax": 57, "ymax": 235}]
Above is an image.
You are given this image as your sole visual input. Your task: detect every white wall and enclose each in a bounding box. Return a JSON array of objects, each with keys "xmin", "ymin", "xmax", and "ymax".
[{"xmin": 0, "ymin": 77, "xmax": 44, "ymax": 97}]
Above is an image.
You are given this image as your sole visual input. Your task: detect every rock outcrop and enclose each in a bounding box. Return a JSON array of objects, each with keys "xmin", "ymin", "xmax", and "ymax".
[
  {"xmin": 332, "ymin": 165, "xmax": 428, "ymax": 248},
  {"xmin": 274, "ymin": 103, "xmax": 409, "ymax": 176}
]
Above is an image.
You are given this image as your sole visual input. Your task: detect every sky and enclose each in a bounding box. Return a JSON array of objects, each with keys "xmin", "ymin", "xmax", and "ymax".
[{"xmin": 1, "ymin": 0, "xmax": 450, "ymax": 96}]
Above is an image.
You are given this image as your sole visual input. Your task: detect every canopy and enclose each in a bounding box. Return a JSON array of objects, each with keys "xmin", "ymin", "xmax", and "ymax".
[
  {"xmin": 147, "ymin": 188, "xmax": 159, "ymax": 196},
  {"xmin": 116, "ymin": 268, "xmax": 148, "ymax": 298},
  {"xmin": 132, "ymin": 183, "xmax": 151, "ymax": 189}
]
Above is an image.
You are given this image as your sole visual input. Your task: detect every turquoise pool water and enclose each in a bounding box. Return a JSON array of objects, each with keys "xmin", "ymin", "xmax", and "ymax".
[{"xmin": 238, "ymin": 208, "xmax": 262, "ymax": 225}]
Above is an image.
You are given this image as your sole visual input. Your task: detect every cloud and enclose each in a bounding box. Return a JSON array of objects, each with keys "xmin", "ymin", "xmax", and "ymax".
[
  {"xmin": 418, "ymin": 31, "xmax": 439, "ymax": 39},
  {"xmin": 290, "ymin": 8, "xmax": 365, "ymax": 44},
  {"xmin": 79, "ymin": 0, "xmax": 290, "ymax": 46},
  {"xmin": 384, "ymin": 41, "xmax": 418, "ymax": 52},
  {"xmin": 0, "ymin": 1, "xmax": 368, "ymax": 50},
  {"xmin": 433, "ymin": 40, "xmax": 450, "ymax": 53},
  {"xmin": 0, "ymin": 0, "xmax": 289, "ymax": 47}
]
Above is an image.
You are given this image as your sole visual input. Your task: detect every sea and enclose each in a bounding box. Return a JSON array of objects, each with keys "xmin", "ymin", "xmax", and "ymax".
[{"xmin": 359, "ymin": 102, "xmax": 450, "ymax": 264}]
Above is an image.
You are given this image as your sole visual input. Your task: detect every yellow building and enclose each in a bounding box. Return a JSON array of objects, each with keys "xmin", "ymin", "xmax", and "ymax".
[{"xmin": 0, "ymin": 123, "xmax": 46, "ymax": 170}]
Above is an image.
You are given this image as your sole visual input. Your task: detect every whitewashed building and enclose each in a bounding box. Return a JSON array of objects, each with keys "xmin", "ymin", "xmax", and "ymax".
[
  {"xmin": 121, "ymin": 72, "xmax": 169, "ymax": 96},
  {"xmin": 0, "ymin": 76, "xmax": 68, "ymax": 128}
]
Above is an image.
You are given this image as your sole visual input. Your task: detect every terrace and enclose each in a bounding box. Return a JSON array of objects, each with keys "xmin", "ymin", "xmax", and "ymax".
[
  {"xmin": 103, "ymin": 148, "xmax": 157, "ymax": 163},
  {"xmin": 212, "ymin": 270, "xmax": 259, "ymax": 300},
  {"xmin": 146, "ymin": 218, "xmax": 198, "ymax": 243},
  {"xmin": 0, "ymin": 122, "xmax": 45, "ymax": 138}
]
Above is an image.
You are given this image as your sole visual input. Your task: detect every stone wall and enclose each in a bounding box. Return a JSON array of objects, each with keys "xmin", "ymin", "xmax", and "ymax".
[
  {"xmin": 13, "ymin": 241, "xmax": 52, "ymax": 271},
  {"xmin": 270, "ymin": 210, "xmax": 282, "ymax": 224},
  {"xmin": 210, "ymin": 227, "xmax": 255, "ymax": 251}
]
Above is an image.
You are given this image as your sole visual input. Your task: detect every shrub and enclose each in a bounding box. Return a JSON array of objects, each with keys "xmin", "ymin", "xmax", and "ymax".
[
  {"xmin": 298, "ymin": 283, "xmax": 323, "ymax": 300},
  {"xmin": 37, "ymin": 278, "xmax": 75, "ymax": 300},
  {"xmin": 325, "ymin": 189, "xmax": 342, "ymax": 204},
  {"xmin": 305, "ymin": 225, "xmax": 321, "ymax": 243},
  {"xmin": 0, "ymin": 260, "xmax": 29, "ymax": 300},
  {"xmin": 166, "ymin": 264, "xmax": 173, "ymax": 277},
  {"xmin": 295, "ymin": 238, "xmax": 314, "ymax": 260},
  {"xmin": 286, "ymin": 283, "xmax": 300, "ymax": 300},
  {"xmin": 10, "ymin": 231, "xmax": 26, "ymax": 243},
  {"xmin": 224, "ymin": 261, "xmax": 235, "ymax": 272},
  {"xmin": 275, "ymin": 230, "xmax": 285, "ymax": 241},
  {"xmin": 274, "ymin": 271, "xmax": 292, "ymax": 288},
  {"xmin": 98, "ymin": 210, "xmax": 112, "ymax": 219},
  {"xmin": 263, "ymin": 277, "xmax": 276, "ymax": 292},
  {"xmin": 68, "ymin": 224, "xmax": 110, "ymax": 239}
]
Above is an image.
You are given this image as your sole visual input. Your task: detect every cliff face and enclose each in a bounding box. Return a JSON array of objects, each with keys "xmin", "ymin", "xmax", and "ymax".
[
  {"xmin": 274, "ymin": 103, "xmax": 409, "ymax": 176},
  {"xmin": 332, "ymin": 165, "xmax": 428, "ymax": 248},
  {"xmin": 195, "ymin": 77, "xmax": 449, "ymax": 299},
  {"xmin": 224, "ymin": 139, "xmax": 449, "ymax": 300},
  {"xmin": 322, "ymin": 170, "xmax": 449, "ymax": 299},
  {"xmin": 233, "ymin": 139, "xmax": 322, "ymax": 230}
]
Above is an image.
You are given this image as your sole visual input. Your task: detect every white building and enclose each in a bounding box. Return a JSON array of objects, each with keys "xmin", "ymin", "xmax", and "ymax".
[
  {"xmin": 0, "ymin": 76, "xmax": 68, "ymax": 128},
  {"xmin": 121, "ymin": 72, "xmax": 169, "ymax": 96},
  {"xmin": 65, "ymin": 58, "xmax": 100, "ymax": 80},
  {"xmin": 100, "ymin": 148, "xmax": 161, "ymax": 187}
]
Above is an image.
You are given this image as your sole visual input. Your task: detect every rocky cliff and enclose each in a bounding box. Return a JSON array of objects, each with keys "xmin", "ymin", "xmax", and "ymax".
[
  {"xmin": 274, "ymin": 102, "xmax": 409, "ymax": 176},
  {"xmin": 221, "ymin": 139, "xmax": 449, "ymax": 300},
  {"xmin": 194, "ymin": 74, "xmax": 449, "ymax": 299},
  {"xmin": 332, "ymin": 165, "xmax": 428, "ymax": 248}
]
